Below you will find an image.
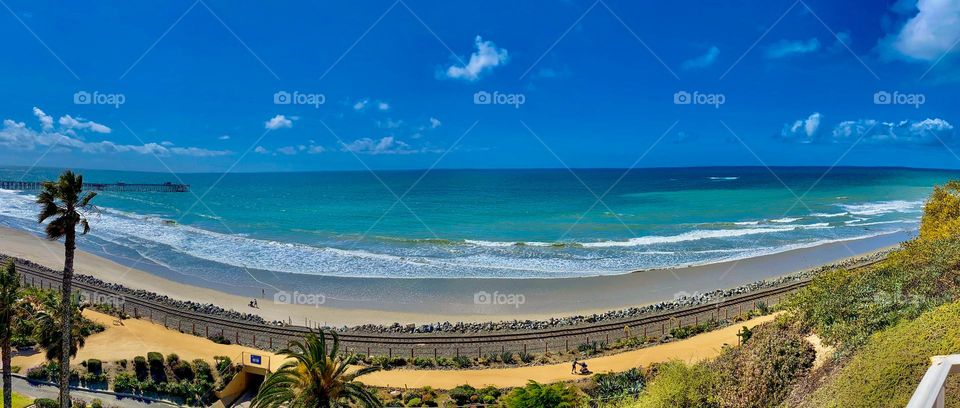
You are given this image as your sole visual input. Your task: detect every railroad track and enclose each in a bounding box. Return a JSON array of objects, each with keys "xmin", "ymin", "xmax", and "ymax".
[{"xmin": 4, "ymin": 254, "xmax": 883, "ymax": 354}]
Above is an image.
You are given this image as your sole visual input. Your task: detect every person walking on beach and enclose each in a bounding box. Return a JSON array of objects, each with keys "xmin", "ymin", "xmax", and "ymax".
[{"xmin": 571, "ymin": 358, "xmax": 578, "ymax": 374}]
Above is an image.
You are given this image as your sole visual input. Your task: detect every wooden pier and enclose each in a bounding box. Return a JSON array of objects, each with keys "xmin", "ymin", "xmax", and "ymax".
[{"xmin": 0, "ymin": 180, "xmax": 189, "ymax": 192}]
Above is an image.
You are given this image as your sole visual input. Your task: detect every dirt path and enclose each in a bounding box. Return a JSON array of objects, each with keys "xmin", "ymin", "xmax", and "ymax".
[
  {"xmin": 12, "ymin": 310, "xmax": 285, "ymax": 371},
  {"xmin": 12, "ymin": 309, "xmax": 779, "ymax": 391},
  {"xmin": 357, "ymin": 313, "xmax": 780, "ymax": 389}
]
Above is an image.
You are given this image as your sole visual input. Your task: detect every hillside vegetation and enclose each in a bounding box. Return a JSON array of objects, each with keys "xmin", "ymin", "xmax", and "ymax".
[{"xmin": 610, "ymin": 181, "xmax": 960, "ymax": 408}]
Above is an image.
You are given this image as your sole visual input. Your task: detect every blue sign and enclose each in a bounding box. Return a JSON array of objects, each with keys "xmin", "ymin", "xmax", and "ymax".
[{"xmin": 250, "ymin": 354, "xmax": 262, "ymax": 365}]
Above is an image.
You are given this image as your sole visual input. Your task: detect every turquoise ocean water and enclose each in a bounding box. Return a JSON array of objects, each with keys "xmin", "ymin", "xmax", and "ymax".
[{"xmin": 0, "ymin": 166, "xmax": 953, "ymax": 280}]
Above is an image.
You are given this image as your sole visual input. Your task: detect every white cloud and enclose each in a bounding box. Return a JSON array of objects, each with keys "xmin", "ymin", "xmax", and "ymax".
[
  {"xmin": 429, "ymin": 117, "xmax": 442, "ymax": 129},
  {"xmin": 307, "ymin": 145, "xmax": 325, "ymax": 154},
  {"xmin": 32, "ymin": 107, "xmax": 53, "ymax": 130},
  {"xmin": 341, "ymin": 136, "xmax": 419, "ymax": 155},
  {"xmin": 58, "ymin": 114, "xmax": 111, "ymax": 134},
  {"xmin": 377, "ymin": 118, "xmax": 403, "ymax": 129},
  {"xmin": 445, "ymin": 36, "xmax": 509, "ymax": 81},
  {"xmin": 353, "ymin": 99, "xmax": 369, "ymax": 111},
  {"xmin": 0, "ymin": 108, "xmax": 230, "ymax": 157},
  {"xmin": 264, "ymin": 114, "xmax": 293, "ymax": 130},
  {"xmin": 882, "ymin": 0, "xmax": 960, "ymax": 61},
  {"xmin": 780, "ymin": 113, "xmax": 823, "ymax": 142},
  {"xmin": 765, "ymin": 38, "xmax": 821, "ymax": 59},
  {"xmin": 681, "ymin": 46, "xmax": 720, "ymax": 70},
  {"xmin": 254, "ymin": 146, "xmax": 269, "ymax": 154},
  {"xmin": 832, "ymin": 117, "xmax": 954, "ymax": 145},
  {"xmin": 276, "ymin": 146, "xmax": 298, "ymax": 155},
  {"xmin": 378, "ymin": 101, "xmax": 390, "ymax": 111},
  {"xmin": 218, "ymin": 135, "xmax": 230, "ymax": 140}
]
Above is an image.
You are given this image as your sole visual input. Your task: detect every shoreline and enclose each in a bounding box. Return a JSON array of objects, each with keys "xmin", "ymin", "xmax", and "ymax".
[{"xmin": 0, "ymin": 225, "xmax": 909, "ymax": 326}]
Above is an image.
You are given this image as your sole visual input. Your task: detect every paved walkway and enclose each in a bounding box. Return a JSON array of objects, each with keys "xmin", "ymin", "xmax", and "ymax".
[{"xmin": 11, "ymin": 376, "xmax": 173, "ymax": 408}]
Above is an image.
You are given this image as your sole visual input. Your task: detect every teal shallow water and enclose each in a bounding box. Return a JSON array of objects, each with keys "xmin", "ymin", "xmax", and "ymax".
[{"xmin": 0, "ymin": 166, "xmax": 951, "ymax": 279}]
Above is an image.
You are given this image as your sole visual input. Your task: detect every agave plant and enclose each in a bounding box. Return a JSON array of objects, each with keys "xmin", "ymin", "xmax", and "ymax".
[{"xmin": 252, "ymin": 329, "xmax": 381, "ymax": 408}]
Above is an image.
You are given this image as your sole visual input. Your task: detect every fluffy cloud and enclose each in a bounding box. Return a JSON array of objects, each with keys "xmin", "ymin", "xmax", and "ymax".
[
  {"xmin": 681, "ymin": 46, "xmax": 720, "ymax": 70},
  {"xmin": 765, "ymin": 38, "xmax": 821, "ymax": 59},
  {"xmin": 341, "ymin": 136, "xmax": 419, "ymax": 155},
  {"xmin": 445, "ymin": 36, "xmax": 509, "ymax": 81},
  {"xmin": 0, "ymin": 108, "xmax": 230, "ymax": 157},
  {"xmin": 218, "ymin": 135, "xmax": 230, "ymax": 140},
  {"xmin": 832, "ymin": 118, "xmax": 954, "ymax": 145},
  {"xmin": 780, "ymin": 112, "xmax": 823, "ymax": 142},
  {"xmin": 353, "ymin": 99, "xmax": 368, "ymax": 111},
  {"xmin": 429, "ymin": 117, "xmax": 442, "ymax": 129},
  {"xmin": 377, "ymin": 101, "xmax": 390, "ymax": 111},
  {"xmin": 264, "ymin": 114, "xmax": 293, "ymax": 130},
  {"xmin": 254, "ymin": 146, "xmax": 269, "ymax": 154},
  {"xmin": 58, "ymin": 114, "xmax": 111, "ymax": 134},
  {"xmin": 881, "ymin": 0, "xmax": 960, "ymax": 61},
  {"xmin": 32, "ymin": 107, "xmax": 53, "ymax": 130},
  {"xmin": 778, "ymin": 112, "xmax": 955, "ymax": 145}
]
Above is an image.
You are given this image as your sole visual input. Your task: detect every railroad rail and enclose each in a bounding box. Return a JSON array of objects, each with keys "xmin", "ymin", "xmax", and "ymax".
[
  {"xmin": 5, "ymin": 255, "xmax": 873, "ymax": 358},
  {"xmin": 0, "ymin": 180, "xmax": 189, "ymax": 192}
]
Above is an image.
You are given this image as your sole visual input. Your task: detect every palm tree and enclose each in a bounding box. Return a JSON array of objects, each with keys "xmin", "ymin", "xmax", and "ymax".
[
  {"xmin": 252, "ymin": 329, "xmax": 381, "ymax": 408},
  {"xmin": 33, "ymin": 293, "xmax": 88, "ymax": 362},
  {"xmin": 0, "ymin": 260, "xmax": 22, "ymax": 408},
  {"xmin": 36, "ymin": 170, "xmax": 96, "ymax": 408}
]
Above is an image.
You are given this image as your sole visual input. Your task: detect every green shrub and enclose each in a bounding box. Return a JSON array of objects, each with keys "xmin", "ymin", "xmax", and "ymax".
[
  {"xmin": 90, "ymin": 399, "xmax": 103, "ymax": 408},
  {"xmin": 591, "ymin": 368, "xmax": 645, "ymax": 400},
  {"xmin": 435, "ymin": 357, "xmax": 454, "ymax": 367},
  {"xmin": 788, "ymin": 235, "xmax": 960, "ymax": 353},
  {"xmin": 803, "ymin": 300, "xmax": 960, "ymax": 407},
  {"xmin": 113, "ymin": 372, "xmax": 137, "ymax": 393},
  {"xmin": 34, "ymin": 398, "xmax": 58, "ymax": 408},
  {"xmin": 133, "ymin": 356, "xmax": 148, "ymax": 380},
  {"xmin": 86, "ymin": 359, "xmax": 102, "ymax": 375},
  {"xmin": 406, "ymin": 397, "xmax": 422, "ymax": 407},
  {"xmin": 26, "ymin": 366, "xmax": 47, "ymax": 381},
  {"xmin": 710, "ymin": 321, "xmax": 815, "ymax": 408},
  {"xmin": 166, "ymin": 353, "xmax": 180, "ymax": 365},
  {"xmin": 193, "ymin": 359, "xmax": 213, "ymax": 383},
  {"xmin": 213, "ymin": 355, "xmax": 232, "ymax": 373},
  {"xmin": 632, "ymin": 361, "xmax": 718, "ymax": 408},
  {"xmin": 172, "ymin": 360, "xmax": 195, "ymax": 381},
  {"xmin": 147, "ymin": 352, "xmax": 164, "ymax": 368},
  {"xmin": 452, "ymin": 355, "xmax": 472, "ymax": 368},
  {"xmin": 448, "ymin": 384, "xmax": 477, "ymax": 405},
  {"xmin": 503, "ymin": 381, "xmax": 581, "ymax": 408},
  {"xmin": 412, "ymin": 357, "xmax": 434, "ymax": 368}
]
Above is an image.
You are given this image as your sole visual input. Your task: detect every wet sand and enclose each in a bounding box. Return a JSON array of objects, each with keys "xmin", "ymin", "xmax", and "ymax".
[{"xmin": 0, "ymin": 225, "xmax": 909, "ymax": 326}]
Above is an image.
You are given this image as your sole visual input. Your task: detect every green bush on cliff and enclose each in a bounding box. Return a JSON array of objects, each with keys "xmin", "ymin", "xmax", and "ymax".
[{"xmin": 801, "ymin": 300, "xmax": 960, "ymax": 407}]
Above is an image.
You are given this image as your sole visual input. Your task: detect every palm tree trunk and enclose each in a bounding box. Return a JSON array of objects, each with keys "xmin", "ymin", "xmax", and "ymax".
[
  {"xmin": 59, "ymin": 230, "xmax": 75, "ymax": 408},
  {"xmin": 2, "ymin": 334, "xmax": 11, "ymax": 408}
]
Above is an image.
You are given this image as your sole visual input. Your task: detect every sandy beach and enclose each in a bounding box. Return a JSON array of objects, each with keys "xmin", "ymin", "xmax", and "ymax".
[{"xmin": 0, "ymin": 225, "xmax": 908, "ymax": 326}]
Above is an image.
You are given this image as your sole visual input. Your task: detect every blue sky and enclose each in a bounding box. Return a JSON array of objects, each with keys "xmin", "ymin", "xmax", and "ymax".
[{"xmin": 1, "ymin": 0, "xmax": 959, "ymax": 172}]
